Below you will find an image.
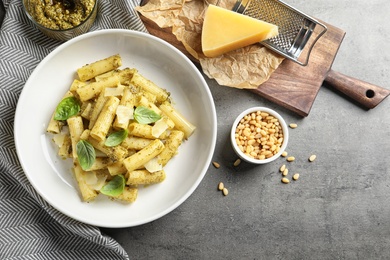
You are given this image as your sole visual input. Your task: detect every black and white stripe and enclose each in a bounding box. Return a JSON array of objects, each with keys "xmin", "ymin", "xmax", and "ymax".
[{"xmin": 0, "ymin": 0, "xmax": 148, "ymax": 258}]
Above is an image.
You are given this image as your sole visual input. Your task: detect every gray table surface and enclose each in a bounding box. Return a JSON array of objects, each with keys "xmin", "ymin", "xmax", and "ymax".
[{"xmin": 3, "ymin": 0, "xmax": 390, "ymax": 259}]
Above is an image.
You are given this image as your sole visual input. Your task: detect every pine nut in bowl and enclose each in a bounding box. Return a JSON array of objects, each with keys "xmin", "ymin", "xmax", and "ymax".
[{"xmin": 231, "ymin": 107, "xmax": 289, "ymax": 164}]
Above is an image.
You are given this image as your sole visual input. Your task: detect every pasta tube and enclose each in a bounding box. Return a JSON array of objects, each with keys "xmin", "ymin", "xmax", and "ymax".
[
  {"xmin": 77, "ymin": 54, "xmax": 122, "ymax": 81},
  {"xmin": 88, "ymin": 91, "xmax": 107, "ymax": 129},
  {"xmin": 158, "ymin": 130, "xmax": 184, "ymax": 166},
  {"xmin": 95, "ymin": 68, "xmax": 136, "ymax": 85},
  {"xmin": 90, "ymin": 96, "xmax": 120, "ymax": 142},
  {"xmin": 67, "ymin": 116, "xmax": 84, "ymax": 160},
  {"xmin": 122, "ymin": 139, "xmax": 165, "ymax": 173},
  {"xmin": 131, "ymin": 71, "xmax": 169, "ymax": 103},
  {"xmin": 74, "ymin": 164, "xmax": 98, "ymax": 202},
  {"xmin": 77, "ymin": 75, "xmax": 120, "ymax": 102},
  {"xmin": 126, "ymin": 170, "xmax": 166, "ymax": 185},
  {"xmin": 115, "ymin": 186, "xmax": 138, "ymax": 203},
  {"xmin": 121, "ymin": 136, "xmax": 152, "ymax": 151},
  {"xmin": 160, "ymin": 102, "xmax": 195, "ymax": 139},
  {"xmin": 128, "ymin": 122, "xmax": 167, "ymax": 139}
]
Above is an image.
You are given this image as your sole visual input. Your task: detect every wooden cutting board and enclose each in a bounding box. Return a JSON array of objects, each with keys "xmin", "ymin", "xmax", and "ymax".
[{"xmin": 139, "ymin": 6, "xmax": 389, "ymax": 116}]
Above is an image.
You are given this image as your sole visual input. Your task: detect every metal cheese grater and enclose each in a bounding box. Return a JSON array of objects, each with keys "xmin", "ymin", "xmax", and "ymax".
[{"xmin": 231, "ymin": 0, "xmax": 327, "ymax": 66}]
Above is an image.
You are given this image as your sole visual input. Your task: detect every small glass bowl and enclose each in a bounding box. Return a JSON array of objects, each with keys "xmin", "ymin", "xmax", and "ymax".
[
  {"xmin": 231, "ymin": 107, "xmax": 289, "ymax": 164},
  {"xmin": 22, "ymin": 0, "xmax": 98, "ymax": 42}
]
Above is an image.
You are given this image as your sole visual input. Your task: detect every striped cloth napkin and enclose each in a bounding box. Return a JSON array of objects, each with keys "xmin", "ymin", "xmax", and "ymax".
[{"xmin": 0, "ymin": 0, "xmax": 147, "ymax": 259}]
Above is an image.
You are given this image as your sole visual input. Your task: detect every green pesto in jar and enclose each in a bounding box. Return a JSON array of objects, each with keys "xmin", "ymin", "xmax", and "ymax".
[{"xmin": 28, "ymin": 0, "xmax": 95, "ymax": 30}]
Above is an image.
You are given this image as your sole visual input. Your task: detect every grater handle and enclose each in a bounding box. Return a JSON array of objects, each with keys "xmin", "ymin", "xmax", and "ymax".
[{"xmin": 324, "ymin": 70, "xmax": 390, "ymax": 109}]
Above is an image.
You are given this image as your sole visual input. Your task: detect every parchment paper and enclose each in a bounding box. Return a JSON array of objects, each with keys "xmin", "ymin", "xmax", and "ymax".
[{"xmin": 136, "ymin": 0, "xmax": 284, "ymax": 89}]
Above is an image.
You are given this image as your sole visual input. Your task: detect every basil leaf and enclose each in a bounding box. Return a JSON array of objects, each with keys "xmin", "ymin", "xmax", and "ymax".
[
  {"xmin": 54, "ymin": 96, "xmax": 80, "ymax": 120},
  {"xmin": 100, "ymin": 175, "xmax": 125, "ymax": 197},
  {"xmin": 134, "ymin": 106, "xmax": 161, "ymax": 125},
  {"xmin": 105, "ymin": 129, "xmax": 128, "ymax": 147},
  {"xmin": 76, "ymin": 140, "xmax": 96, "ymax": 170}
]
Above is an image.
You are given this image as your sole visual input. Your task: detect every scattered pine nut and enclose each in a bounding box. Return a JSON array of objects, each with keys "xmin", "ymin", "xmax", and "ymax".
[
  {"xmin": 281, "ymin": 177, "xmax": 290, "ymax": 184},
  {"xmin": 212, "ymin": 161, "xmax": 220, "ymax": 168},
  {"xmin": 287, "ymin": 156, "xmax": 295, "ymax": 162},
  {"xmin": 281, "ymin": 151, "xmax": 288, "ymax": 157},
  {"xmin": 218, "ymin": 182, "xmax": 224, "ymax": 191},
  {"xmin": 222, "ymin": 188, "xmax": 229, "ymax": 196},
  {"xmin": 233, "ymin": 158, "xmax": 241, "ymax": 167},
  {"xmin": 309, "ymin": 155, "xmax": 317, "ymax": 162},
  {"xmin": 289, "ymin": 123, "xmax": 298, "ymax": 129},
  {"xmin": 282, "ymin": 168, "xmax": 289, "ymax": 176},
  {"xmin": 292, "ymin": 173, "xmax": 300, "ymax": 181},
  {"xmin": 280, "ymin": 164, "xmax": 286, "ymax": 172}
]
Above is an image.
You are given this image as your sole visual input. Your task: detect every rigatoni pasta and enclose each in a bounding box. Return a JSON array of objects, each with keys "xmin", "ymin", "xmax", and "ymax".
[
  {"xmin": 158, "ymin": 130, "xmax": 185, "ymax": 166},
  {"xmin": 159, "ymin": 102, "xmax": 196, "ymax": 139},
  {"xmin": 77, "ymin": 54, "xmax": 122, "ymax": 81},
  {"xmin": 90, "ymin": 96, "xmax": 120, "ymax": 141},
  {"xmin": 77, "ymin": 75, "xmax": 120, "ymax": 102},
  {"xmin": 126, "ymin": 170, "xmax": 166, "ymax": 185},
  {"xmin": 131, "ymin": 71, "xmax": 169, "ymax": 103},
  {"xmin": 47, "ymin": 54, "xmax": 195, "ymax": 203},
  {"xmin": 122, "ymin": 139, "xmax": 165, "ymax": 173},
  {"xmin": 67, "ymin": 116, "xmax": 84, "ymax": 160}
]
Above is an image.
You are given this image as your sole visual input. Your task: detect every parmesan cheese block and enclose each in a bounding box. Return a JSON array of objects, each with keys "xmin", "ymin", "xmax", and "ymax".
[{"xmin": 201, "ymin": 4, "xmax": 279, "ymax": 58}]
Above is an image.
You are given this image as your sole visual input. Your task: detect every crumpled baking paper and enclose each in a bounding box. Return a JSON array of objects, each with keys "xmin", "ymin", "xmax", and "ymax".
[{"xmin": 136, "ymin": 0, "xmax": 284, "ymax": 89}]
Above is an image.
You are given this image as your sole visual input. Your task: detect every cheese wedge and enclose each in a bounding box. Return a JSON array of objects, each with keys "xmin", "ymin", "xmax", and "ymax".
[{"xmin": 201, "ymin": 4, "xmax": 279, "ymax": 58}]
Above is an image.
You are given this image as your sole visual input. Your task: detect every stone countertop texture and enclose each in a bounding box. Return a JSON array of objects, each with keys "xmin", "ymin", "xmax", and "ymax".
[{"xmin": 2, "ymin": 0, "xmax": 390, "ymax": 259}]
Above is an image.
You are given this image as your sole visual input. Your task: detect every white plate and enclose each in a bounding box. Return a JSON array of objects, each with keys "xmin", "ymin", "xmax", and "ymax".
[{"xmin": 14, "ymin": 29, "xmax": 217, "ymax": 228}]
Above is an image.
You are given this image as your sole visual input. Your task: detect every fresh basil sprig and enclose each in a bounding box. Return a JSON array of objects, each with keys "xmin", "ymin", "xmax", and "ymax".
[
  {"xmin": 134, "ymin": 106, "xmax": 161, "ymax": 125},
  {"xmin": 76, "ymin": 140, "xmax": 96, "ymax": 170},
  {"xmin": 100, "ymin": 175, "xmax": 125, "ymax": 197},
  {"xmin": 105, "ymin": 129, "xmax": 128, "ymax": 147},
  {"xmin": 54, "ymin": 96, "xmax": 80, "ymax": 120}
]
